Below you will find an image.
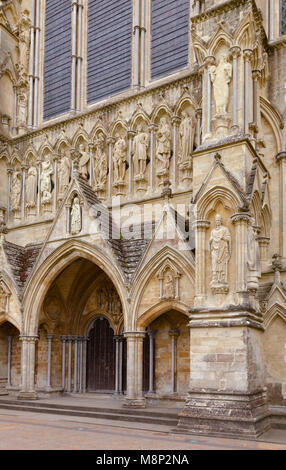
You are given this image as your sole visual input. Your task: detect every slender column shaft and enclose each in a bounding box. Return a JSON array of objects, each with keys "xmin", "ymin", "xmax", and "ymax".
[
  {"xmin": 53, "ymin": 158, "xmax": 58, "ymax": 212},
  {"xmin": 230, "ymin": 47, "xmax": 241, "ymax": 129},
  {"xmin": 71, "ymin": 1, "xmax": 77, "ymax": 111},
  {"xmin": 231, "ymin": 213, "xmax": 251, "ymax": 292},
  {"xmin": 73, "ymin": 337, "xmax": 78, "ymax": 393},
  {"xmin": 61, "ymin": 336, "xmax": 66, "ymax": 390},
  {"xmin": 252, "ymin": 70, "xmax": 260, "ymax": 128},
  {"xmin": 195, "ymin": 109, "xmax": 202, "ymax": 147},
  {"xmin": 148, "ymin": 125, "xmax": 157, "ymax": 191},
  {"xmin": 33, "ymin": 0, "xmax": 40, "ymax": 128},
  {"xmin": 194, "ymin": 220, "xmax": 210, "ymax": 303},
  {"xmin": 89, "ymin": 144, "xmax": 94, "ymax": 186},
  {"xmin": 169, "ymin": 331, "xmax": 179, "ymax": 394},
  {"xmin": 207, "ymin": 70, "xmax": 212, "ymax": 134},
  {"xmin": 269, "ymin": 0, "xmax": 274, "ymax": 40},
  {"xmin": 124, "ymin": 332, "xmax": 145, "ymax": 403},
  {"xmin": 21, "ymin": 166, "xmax": 27, "ymax": 220},
  {"xmin": 148, "ymin": 331, "xmax": 155, "ymax": 394},
  {"xmin": 115, "ymin": 336, "xmax": 120, "ymax": 394},
  {"xmin": 171, "ymin": 117, "xmax": 180, "ymax": 184},
  {"xmin": 67, "ymin": 338, "xmax": 72, "ymax": 393},
  {"xmin": 28, "ymin": 0, "xmax": 36, "ymax": 128},
  {"xmin": 82, "ymin": 338, "xmax": 88, "ymax": 393},
  {"xmin": 140, "ymin": 0, "xmax": 146, "ymax": 88},
  {"xmin": 244, "ymin": 50, "xmax": 252, "ymax": 134},
  {"xmin": 76, "ymin": 1, "xmax": 83, "ymax": 111},
  {"xmin": 7, "ymin": 336, "xmax": 12, "ymax": 387},
  {"xmin": 119, "ymin": 338, "xmax": 123, "ymax": 394},
  {"xmin": 46, "ymin": 334, "xmax": 54, "ymax": 389},
  {"xmin": 18, "ymin": 335, "xmax": 39, "ymax": 398},
  {"xmin": 37, "ymin": 161, "xmax": 41, "ymax": 216},
  {"xmin": 128, "ymin": 132, "xmax": 135, "ymax": 194},
  {"xmin": 7, "ymin": 169, "xmax": 12, "ymax": 221},
  {"xmin": 276, "ymin": 153, "xmax": 286, "ymax": 257},
  {"xmin": 79, "ymin": 338, "xmax": 83, "ymax": 393},
  {"xmin": 134, "ymin": 0, "xmax": 140, "ymax": 88},
  {"xmin": 13, "ymin": 86, "xmax": 18, "ymax": 132},
  {"xmin": 107, "ymin": 138, "xmax": 114, "ymax": 199}
]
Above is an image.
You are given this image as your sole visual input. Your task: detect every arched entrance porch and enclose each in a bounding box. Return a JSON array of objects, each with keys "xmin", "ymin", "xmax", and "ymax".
[
  {"xmin": 20, "ymin": 241, "xmax": 128, "ymax": 399},
  {"xmin": 0, "ymin": 321, "xmax": 21, "ymax": 394}
]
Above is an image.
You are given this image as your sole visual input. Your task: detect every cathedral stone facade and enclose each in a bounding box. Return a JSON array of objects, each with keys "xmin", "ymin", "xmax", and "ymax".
[{"xmin": 0, "ymin": 0, "xmax": 286, "ymax": 439}]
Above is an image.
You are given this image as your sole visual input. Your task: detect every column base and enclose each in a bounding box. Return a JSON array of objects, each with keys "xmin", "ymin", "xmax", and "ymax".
[
  {"xmin": 177, "ymin": 389, "xmax": 270, "ymax": 439},
  {"xmin": 123, "ymin": 397, "xmax": 146, "ymax": 409},
  {"xmin": 17, "ymin": 391, "xmax": 39, "ymax": 400}
]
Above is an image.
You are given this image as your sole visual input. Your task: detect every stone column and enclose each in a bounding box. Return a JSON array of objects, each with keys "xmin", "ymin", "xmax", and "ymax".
[
  {"xmin": 133, "ymin": 0, "xmax": 140, "ymax": 88},
  {"xmin": 252, "ymin": 70, "xmax": 261, "ymax": 130},
  {"xmin": 82, "ymin": 336, "xmax": 88, "ymax": 393},
  {"xmin": 171, "ymin": 116, "xmax": 181, "ymax": 185},
  {"xmin": 21, "ymin": 165, "xmax": 28, "ymax": 220},
  {"xmin": 78, "ymin": 337, "xmax": 83, "ymax": 393},
  {"xmin": 46, "ymin": 334, "xmax": 54, "ymax": 389},
  {"xmin": 67, "ymin": 336, "xmax": 73, "ymax": 393},
  {"xmin": 148, "ymin": 330, "xmax": 156, "ymax": 394},
  {"xmin": 12, "ymin": 86, "xmax": 18, "ymax": 134},
  {"xmin": 257, "ymin": 237, "xmax": 270, "ymax": 262},
  {"xmin": 88, "ymin": 143, "xmax": 94, "ymax": 187},
  {"xmin": 202, "ymin": 56, "xmax": 215, "ymax": 140},
  {"xmin": 140, "ymin": 0, "xmax": 146, "ymax": 88},
  {"xmin": 123, "ymin": 331, "xmax": 146, "ymax": 407},
  {"xmin": 148, "ymin": 124, "xmax": 157, "ymax": 191},
  {"xmin": 194, "ymin": 220, "xmax": 210, "ymax": 307},
  {"xmin": 33, "ymin": 0, "xmax": 40, "ymax": 128},
  {"xmin": 18, "ymin": 335, "xmax": 39, "ymax": 400},
  {"xmin": 28, "ymin": 0, "xmax": 35, "ymax": 129},
  {"xmin": 53, "ymin": 155, "xmax": 58, "ymax": 212},
  {"xmin": 60, "ymin": 335, "xmax": 67, "ymax": 390},
  {"xmin": 243, "ymin": 49, "xmax": 253, "ymax": 134},
  {"xmin": 230, "ymin": 46, "xmax": 241, "ymax": 132},
  {"xmin": 127, "ymin": 131, "xmax": 136, "ymax": 194},
  {"xmin": 76, "ymin": 0, "xmax": 83, "ymax": 112},
  {"xmin": 107, "ymin": 137, "xmax": 115, "ymax": 199},
  {"xmin": 169, "ymin": 330, "xmax": 180, "ymax": 394},
  {"xmin": 71, "ymin": 0, "xmax": 77, "ymax": 112},
  {"xmin": 7, "ymin": 168, "xmax": 13, "ymax": 221},
  {"xmin": 37, "ymin": 159, "xmax": 41, "ymax": 216},
  {"xmin": 7, "ymin": 336, "xmax": 13, "ymax": 388},
  {"xmin": 118, "ymin": 336, "xmax": 124, "ymax": 394},
  {"xmin": 195, "ymin": 108, "xmax": 202, "ymax": 147},
  {"xmin": 231, "ymin": 212, "xmax": 251, "ymax": 296},
  {"xmin": 269, "ymin": 0, "xmax": 274, "ymax": 40},
  {"xmin": 73, "ymin": 336, "xmax": 78, "ymax": 393},
  {"xmin": 276, "ymin": 152, "xmax": 286, "ymax": 258},
  {"xmin": 114, "ymin": 335, "xmax": 121, "ymax": 394}
]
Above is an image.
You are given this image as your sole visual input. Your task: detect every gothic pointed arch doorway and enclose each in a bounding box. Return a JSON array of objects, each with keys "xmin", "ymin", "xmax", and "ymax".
[{"xmin": 86, "ymin": 316, "xmax": 116, "ymax": 392}]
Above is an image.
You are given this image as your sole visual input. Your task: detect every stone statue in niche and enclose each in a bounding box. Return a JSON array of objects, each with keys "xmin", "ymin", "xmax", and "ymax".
[
  {"xmin": 78, "ymin": 143, "xmax": 90, "ymax": 180},
  {"xmin": 93, "ymin": 133, "xmax": 107, "ymax": 190},
  {"xmin": 58, "ymin": 150, "xmax": 71, "ymax": 197},
  {"xmin": 210, "ymin": 55, "xmax": 232, "ymax": 115},
  {"xmin": 11, "ymin": 171, "xmax": 22, "ymax": 212},
  {"xmin": 18, "ymin": 10, "xmax": 30, "ymax": 83},
  {"xmin": 133, "ymin": 125, "xmax": 149, "ymax": 180},
  {"xmin": 179, "ymin": 111, "xmax": 195, "ymax": 164},
  {"xmin": 40, "ymin": 155, "xmax": 53, "ymax": 204},
  {"xmin": 70, "ymin": 196, "xmax": 81, "ymax": 235},
  {"xmin": 163, "ymin": 270, "xmax": 175, "ymax": 299},
  {"xmin": 26, "ymin": 166, "xmax": 38, "ymax": 208},
  {"xmin": 247, "ymin": 218, "xmax": 261, "ymax": 292},
  {"xmin": 156, "ymin": 117, "xmax": 171, "ymax": 175},
  {"xmin": 113, "ymin": 134, "xmax": 127, "ymax": 185},
  {"xmin": 209, "ymin": 214, "xmax": 232, "ymax": 292}
]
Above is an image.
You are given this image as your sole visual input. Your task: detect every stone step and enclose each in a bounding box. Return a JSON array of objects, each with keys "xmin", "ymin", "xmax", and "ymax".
[{"xmin": 0, "ymin": 401, "xmax": 179, "ymax": 427}]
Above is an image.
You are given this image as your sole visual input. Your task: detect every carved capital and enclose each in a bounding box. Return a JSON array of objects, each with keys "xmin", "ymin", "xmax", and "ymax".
[
  {"xmin": 193, "ymin": 220, "xmax": 211, "ymax": 231},
  {"xmin": 243, "ymin": 49, "xmax": 253, "ymax": 61},
  {"xmin": 231, "ymin": 212, "xmax": 252, "ymax": 225},
  {"xmin": 229, "ymin": 46, "xmax": 241, "ymax": 58},
  {"xmin": 195, "ymin": 108, "xmax": 202, "ymax": 119},
  {"xmin": 168, "ymin": 329, "xmax": 180, "ymax": 338},
  {"xmin": 19, "ymin": 335, "xmax": 39, "ymax": 343},
  {"xmin": 107, "ymin": 137, "xmax": 115, "ymax": 145},
  {"xmin": 252, "ymin": 69, "xmax": 262, "ymax": 81},
  {"xmin": 127, "ymin": 130, "xmax": 136, "ymax": 139},
  {"xmin": 148, "ymin": 123, "xmax": 158, "ymax": 132},
  {"xmin": 204, "ymin": 55, "xmax": 216, "ymax": 68},
  {"xmin": 276, "ymin": 151, "xmax": 286, "ymax": 163},
  {"xmin": 171, "ymin": 115, "xmax": 181, "ymax": 126}
]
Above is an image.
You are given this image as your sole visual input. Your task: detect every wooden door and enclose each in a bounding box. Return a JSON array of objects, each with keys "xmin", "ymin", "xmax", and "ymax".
[{"xmin": 87, "ymin": 317, "xmax": 115, "ymax": 392}]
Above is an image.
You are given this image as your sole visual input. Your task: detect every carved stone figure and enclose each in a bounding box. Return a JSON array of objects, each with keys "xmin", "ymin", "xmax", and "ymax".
[
  {"xmin": 113, "ymin": 134, "xmax": 127, "ymax": 184},
  {"xmin": 163, "ymin": 271, "xmax": 175, "ymax": 299},
  {"xmin": 26, "ymin": 166, "xmax": 37, "ymax": 208},
  {"xmin": 78, "ymin": 143, "xmax": 90, "ymax": 179},
  {"xmin": 133, "ymin": 125, "xmax": 149, "ymax": 179},
  {"xmin": 210, "ymin": 55, "xmax": 232, "ymax": 115},
  {"xmin": 156, "ymin": 117, "xmax": 171, "ymax": 174},
  {"xmin": 11, "ymin": 171, "xmax": 22, "ymax": 212},
  {"xmin": 209, "ymin": 214, "xmax": 231, "ymax": 290},
  {"xmin": 179, "ymin": 112, "xmax": 194, "ymax": 164},
  {"xmin": 93, "ymin": 133, "xmax": 107, "ymax": 188},
  {"xmin": 18, "ymin": 11, "xmax": 30, "ymax": 82},
  {"xmin": 247, "ymin": 218, "xmax": 261, "ymax": 290},
  {"xmin": 58, "ymin": 150, "xmax": 71, "ymax": 197},
  {"xmin": 71, "ymin": 196, "xmax": 81, "ymax": 234},
  {"xmin": 40, "ymin": 155, "xmax": 53, "ymax": 204}
]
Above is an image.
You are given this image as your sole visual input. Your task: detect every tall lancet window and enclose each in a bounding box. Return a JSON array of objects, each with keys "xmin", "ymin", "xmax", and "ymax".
[
  {"xmin": 282, "ymin": 0, "xmax": 286, "ymax": 35},
  {"xmin": 87, "ymin": 0, "xmax": 132, "ymax": 104},
  {"xmin": 151, "ymin": 0, "xmax": 190, "ymax": 80},
  {"xmin": 43, "ymin": 0, "xmax": 72, "ymax": 120}
]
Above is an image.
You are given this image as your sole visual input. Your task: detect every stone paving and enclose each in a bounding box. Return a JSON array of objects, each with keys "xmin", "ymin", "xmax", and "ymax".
[{"xmin": 0, "ymin": 408, "xmax": 285, "ymax": 450}]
